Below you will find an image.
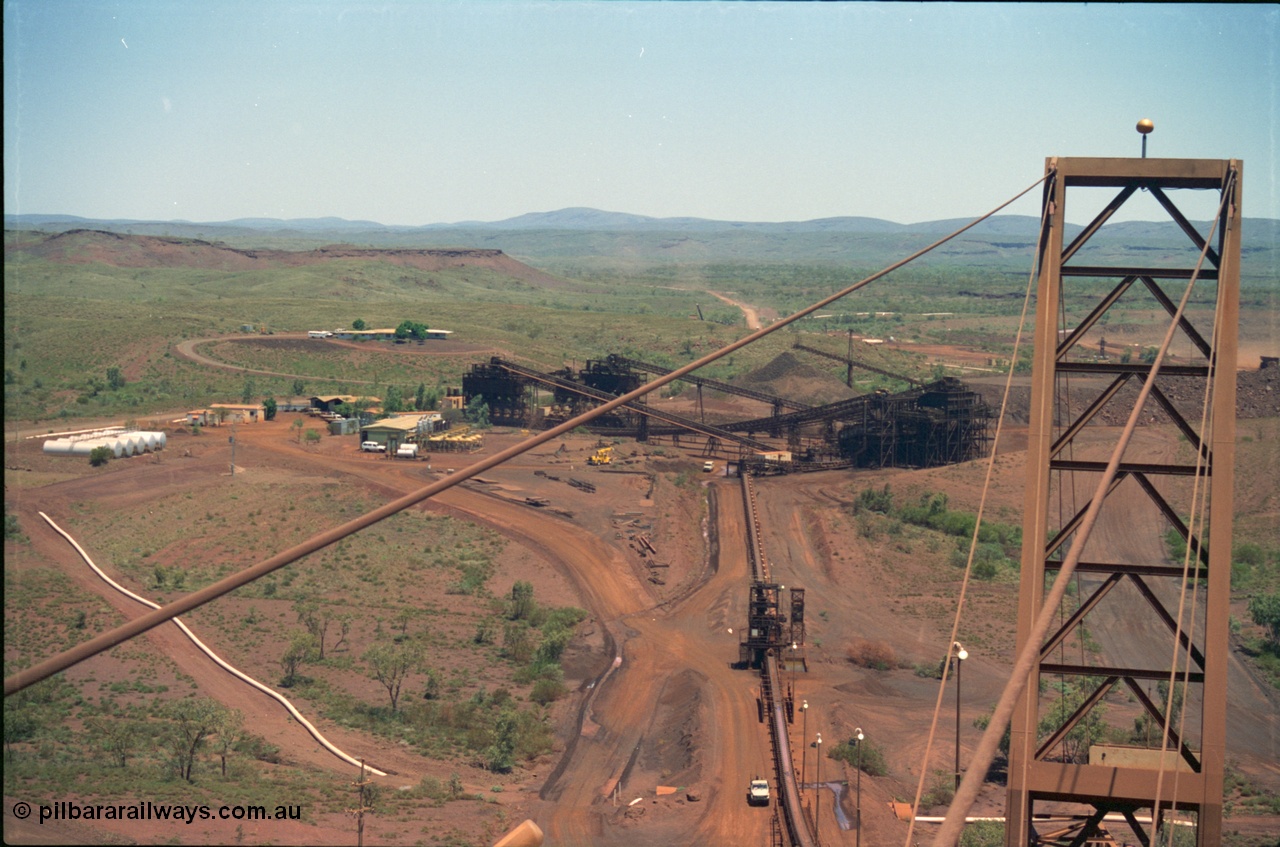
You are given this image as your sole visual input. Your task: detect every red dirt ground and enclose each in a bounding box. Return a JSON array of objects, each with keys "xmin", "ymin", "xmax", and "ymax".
[{"xmin": 5, "ymin": 374, "xmax": 1278, "ymax": 847}]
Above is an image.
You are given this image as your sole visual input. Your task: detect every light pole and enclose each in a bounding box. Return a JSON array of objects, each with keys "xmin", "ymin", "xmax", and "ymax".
[
  {"xmin": 854, "ymin": 727, "xmax": 864, "ymax": 847},
  {"xmin": 800, "ymin": 700, "xmax": 809, "ymax": 789},
  {"xmin": 953, "ymin": 641, "xmax": 968, "ymax": 790},
  {"xmin": 815, "ymin": 732, "xmax": 823, "ymax": 846}
]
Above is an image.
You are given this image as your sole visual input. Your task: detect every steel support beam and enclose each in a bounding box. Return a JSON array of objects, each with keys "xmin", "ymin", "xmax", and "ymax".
[{"xmin": 1006, "ymin": 157, "xmax": 1240, "ymax": 847}]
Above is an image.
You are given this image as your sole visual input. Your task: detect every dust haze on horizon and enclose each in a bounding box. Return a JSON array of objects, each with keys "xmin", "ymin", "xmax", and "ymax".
[{"xmin": 4, "ymin": 2, "xmax": 1276, "ymax": 228}]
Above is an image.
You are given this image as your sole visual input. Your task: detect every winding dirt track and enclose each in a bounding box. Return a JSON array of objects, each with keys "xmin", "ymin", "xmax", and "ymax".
[
  {"xmin": 172, "ymin": 334, "xmax": 498, "ymax": 385},
  {"xmin": 708, "ymin": 291, "xmax": 764, "ymax": 330},
  {"xmin": 12, "ymin": 423, "xmax": 783, "ymax": 846},
  {"xmin": 12, "ymin": 415, "xmax": 1278, "ymax": 846}
]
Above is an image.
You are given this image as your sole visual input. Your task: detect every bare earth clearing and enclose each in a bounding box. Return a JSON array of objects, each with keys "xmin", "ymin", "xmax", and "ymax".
[{"xmin": 5, "ymin": 353, "xmax": 1279, "ymax": 847}]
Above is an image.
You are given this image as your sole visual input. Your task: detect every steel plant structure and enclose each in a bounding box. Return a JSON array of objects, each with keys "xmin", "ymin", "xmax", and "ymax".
[
  {"xmin": 1006, "ymin": 157, "xmax": 1240, "ymax": 846},
  {"xmin": 459, "ymin": 356, "xmax": 991, "ymax": 473}
]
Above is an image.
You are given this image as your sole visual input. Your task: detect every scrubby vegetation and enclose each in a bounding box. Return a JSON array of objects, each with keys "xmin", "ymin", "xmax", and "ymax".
[{"xmin": 852, "ymin": 483, "xmax": 1021, "ymax": 581}]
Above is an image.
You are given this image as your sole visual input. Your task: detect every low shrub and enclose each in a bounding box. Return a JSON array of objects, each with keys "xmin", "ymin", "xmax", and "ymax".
[{"xmin": 846, "ymin": 638, "xmax": 897, "ymax": 670}]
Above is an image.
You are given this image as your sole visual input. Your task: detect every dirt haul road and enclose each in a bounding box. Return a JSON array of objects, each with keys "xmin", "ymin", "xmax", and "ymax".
[
  {"xmin": 263, "ymin": 433, "xmax": 778, "ymax": 846},
  {"xmin": 10, "ymin": 413, "xmax": 1278, "ymax": 846},
  {"xmin": 11, "ymin": 420, "xmax": 784, "ymax": 846}
]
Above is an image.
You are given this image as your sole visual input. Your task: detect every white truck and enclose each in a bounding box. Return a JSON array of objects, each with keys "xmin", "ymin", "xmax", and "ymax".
[
  {"xmin": 747, "ymin": 777, "xmax": 770, "ymax": 806},
  {"xmin": 360, "ymin": 441, "xmax": 385, "ymax": 453}
]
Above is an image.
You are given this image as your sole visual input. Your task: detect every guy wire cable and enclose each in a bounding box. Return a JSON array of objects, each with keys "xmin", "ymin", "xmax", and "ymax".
[
  {"xmin": 931, "ymin": 165, "xmax": 1236, "ymax": 847},
  {"xmin": 1155, "ymin": 193, "xmax": 1234, "ymax": 843},
  {"xmin": 901, "ymin": 178, "xmax": 1052, "ymax": 847},
  {"xmin": 7, "ymin": 173, "xmax": 1051, "ymax": 697}
]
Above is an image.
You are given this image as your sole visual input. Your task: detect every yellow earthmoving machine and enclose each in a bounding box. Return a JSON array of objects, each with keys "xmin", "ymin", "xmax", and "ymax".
[{"xmin": 587, "ymin": 446, "xmax": 613, "ymax": 466}]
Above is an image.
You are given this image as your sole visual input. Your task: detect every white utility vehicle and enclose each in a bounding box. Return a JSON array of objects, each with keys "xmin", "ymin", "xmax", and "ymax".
[
  {"xmin": 747, "ymin": 777, "xmax": 770, "ymax": 806},
  {"xmin": 361, "ymin": 441, "xmax": 386, "ymax": 453}
]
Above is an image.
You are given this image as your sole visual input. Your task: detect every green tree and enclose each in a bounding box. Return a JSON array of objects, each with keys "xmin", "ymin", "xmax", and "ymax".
[
  {"xmin": 394, "ymin": 319, "xmax": 429, "ymax": 340},
  {"xmin": 383, "ymin": 385, "xmax": 404, "ymax": 414},
  {"xmin": 502, "ymin": 622, "xmax": 534, "ymax": 664},
  {"xmin": 304, "ymin": 428, "xmax": 322, "ymax": 446},
  {"xmin": 852, "ymin": 483, "xmax": 893, "ymax": 515},
  {"xmin": 1248, "ymin": 593, "xmax": 1280, "ymax": 646},
  {"xmin": 106, "ymin": 366, "xmax": 126, "ymax": 390},
  {"xmin": 352, "ymin": 318, "xmax": 367, "ymax": 331},
  {"xmin": 509, "ymin": 581, "xmax": 536, "ymax": 621},
  {"xmin": 485, "ymin": 710, "xmax": 518, "ymax": 773},
  {"xmin": 165, "ymin": 697, "xmax": 226, "ymax": 782},
  {"xmin": 4, "ymin": 509, "xmax": 23, "ymax": 542},
  {"xmin": 1038, "ymin": 678, "xmax": 1108, "ymax": 763},
  {"xmin": 364, "ymin": 640, "xmax": 421, "ymax": 713},
  {"xmin": 89, "ymin": 716, "xmax": 141, "ymax": 768},
  {"xmin": 332, "ymin": 613, "xmax": 353, "ymax": 653},
  {"xmin": 241, "ymin": 378, "xmax": 256, "ymax": 404},
  {"xmin": 262, "ymin": 397, "xmax": 278, "ymax": 421},
  {"xmin": 465, "ymin": 394, "xmax": 490, "ymax": 429},
  {"xmin": 422, "ymin": 668, "xmax": 441, "ymax": 701},
  {"xmin": 292, "ymin": 378, "xmax": 306, "ymax": 396},
  {"xmin": 89, "ymin": 446, "xmax": 112, "ymax": 466},
  {"xmin": 212, "ymin": 708, "xmax": 244, "ymax": 777},
  {"xmin": 280, "ymin": 631, "xmax": 318, "ymax": 687},
  {"xmin": 3, "ymin": 688, "xmax": 47, "ymax": 760},
  {"xmin": 829, "ymin": 736, "xmax": 888, "ymax": 776},
  {"xmin": 294, "ymin": 599, "xmax": 333, "ymax": 659},
  {"xmin": 292, "ymin": 417, "xmax": 305, "ymax": 443}
]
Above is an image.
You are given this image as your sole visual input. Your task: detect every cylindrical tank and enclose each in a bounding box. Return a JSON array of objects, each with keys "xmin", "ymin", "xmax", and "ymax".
[
  {"xmin": 153, "ymin": 431, "xmax": 167, "ymax": 450},
  {"xmin": 111, "ymin": 438, "xmax": 132, "ymax": 457},
  {"xmin": 43, "ymin": 439, "xmax": 74, "ymax": 455},
  {"xmin": 70, "ymin": 441, "xmax": 96, "ymax": 456}
]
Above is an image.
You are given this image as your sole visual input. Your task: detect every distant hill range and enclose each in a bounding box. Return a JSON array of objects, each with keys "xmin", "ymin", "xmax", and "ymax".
[{"xmin": 6, "ymin": 208, "xmax": 1277, "ymax": 276}]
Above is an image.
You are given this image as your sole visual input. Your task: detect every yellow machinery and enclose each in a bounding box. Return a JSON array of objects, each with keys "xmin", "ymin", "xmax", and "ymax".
[{"xmin": 587, "ymin": 446, "xmax": 612, "ymax": 466}]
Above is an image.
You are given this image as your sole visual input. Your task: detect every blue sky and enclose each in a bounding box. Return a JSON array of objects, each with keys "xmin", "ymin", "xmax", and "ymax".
[{"xmin": 4, "ymin": 2, "xmax": 1276, "ymax": 226}]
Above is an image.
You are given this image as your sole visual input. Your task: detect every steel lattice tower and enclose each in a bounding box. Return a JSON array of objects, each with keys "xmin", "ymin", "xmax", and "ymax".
[{"xmin": 1006, "ymin": 157, "xmax": 1241, "ymax": 846}]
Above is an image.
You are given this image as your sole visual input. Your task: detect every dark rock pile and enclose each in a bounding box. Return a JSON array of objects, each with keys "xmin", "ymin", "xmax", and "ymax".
[{"xmin": 974, "ymin": 367, "xmax": 1278, "ymax": 427}]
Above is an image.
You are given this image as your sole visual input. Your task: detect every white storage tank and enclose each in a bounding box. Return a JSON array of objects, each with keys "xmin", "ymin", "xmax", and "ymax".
[{"xmin": 43, "ymin": 439, "xmax": 74, "ymax": 455}]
